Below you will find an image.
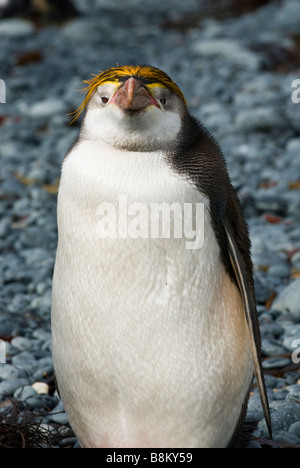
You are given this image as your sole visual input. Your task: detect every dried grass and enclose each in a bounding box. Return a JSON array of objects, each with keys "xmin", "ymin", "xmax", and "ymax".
[{"xmin": 0, "ymin": 399, "xmax": 75, "ymax": 449}]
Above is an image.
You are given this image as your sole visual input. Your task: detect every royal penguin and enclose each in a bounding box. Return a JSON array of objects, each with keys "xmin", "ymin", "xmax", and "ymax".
[{"xmin": 51, "ymin": 65, "xmax": 271, "ymax": 448}]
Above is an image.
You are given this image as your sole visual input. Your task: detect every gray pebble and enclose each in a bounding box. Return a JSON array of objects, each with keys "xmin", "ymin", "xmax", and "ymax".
[
  {"xmin": 253, "ymin": 194, "xmax": 288, "ymax": 216},
  {"xmin": 0, "ymin": 379, "xmax": 29, "ymax": 399},
  {"xmin": 248, "ymin": 395, "xmax": 263, "ymax": 413},
  {"xmin": 269, "ymin": 400, "xmax": 287, "ymax": 411},
  {"xmin": 11, "ymin": 336, "xmax": 33, "ymax": 351},
  {"xmin": 0, "ymin": 218, "xmax": 11, "ymax": 237},
  {"xmin": 286, "ymin": 385, "xmax": 300, "ymax": 403},
  {"xmin": 59, "ymin": 17, "xmax": 109, "ymax": 43},
  {"xmin": 246, "ymin": 441, "xmax": 262, "ymax": 449},
  {"xmin": 60, "ymin": 437, "xmax": 78, "ymax": 448},
  {"xmin": 12, "ymin": 351, "xmax": 37, "ymax": 366},
  {"xmin": 274, "ymin": 389, "xmax": 289, "ymax": 401},
  {"xmin": 286, "ymin": 138, "xmax": 300, "ymax": 153},
  {"xmin": 275, "ymin": 0, "xmax": 300, "ymax": 32},
  {"xmin": 47, "ymin": 400, "xmax": 69, "ymax": 425},
  {"xmin": 291, "ymin": 252, "xmax": 300, "ymax": 266},
  {"xmin": 0, "ymin": 19, "xmax": 34, "ymax": 37},
  {"xmin": 49, "ymin": 412, "xmax": 70, "ymax": 425},
  {"xmin": 268, "ymin": 264, "xmax": 291, "ymax": 279},
  {"xmin": 26, "ymin": 394, "xmax": 57, "ymax": 410},
  {"xmin": 0, "ymin": 364, "xmax": 26, "ymax": 380},
  {"xmin": 193, "ymin": 39, "xmax": 261, "ymax": 70},
  {"xmin": 0, "ymin": 320, "xmax": 16, "ymax": 337},
  {"xmin": 271, "ymin": 402, "xmax": 300, "ymax": 432},
  {"xmin": 33, "ymin": 329, "xmax": 52, "ymax": 341},
  {"xmin": 262, "ymin": 358, "xmax": 290, "ymax": 369},
  {"xmin": 32, "ymin": 359, "xmax": 54, "ymax": 381},
  {"xmin": 286, "ymin": 394, "xmax": 300, "ymax": 403},
  {"xmin": 14, "ymin": 385, "xmax": 37, "ymax": 402},
  {"xmin": 26, "ymin": 99, "xmax": 66, "ymax": 119},
  {"xmin": 30, "ymin": 291, "xmax": 52, "ymax": 315},
  {"xmin": 263, "ymin": 375, "xmax": 278, "ymax": 389},
  {"xmin": 289, "ymin": 422, "xmax": 300, "ymax": 439},
  {"xmin": 236, "ymin": 107, "xmax": 287, "ymax": 132},
  {"xmin": 260, "ymin": 322, "xmax": 284, "ymax": 340},
  {"xmin": 293, "ymin": 260, "xmax": 300, "ymax": 271},
  {"xmin": 273, "ymin": 280, "xmax": 300, "ymax": 319},
  {"xmin": 262, "ymin": 338, "xmax": 287, "ymax": 357},
  {"xmin": 21, "ymin": 248, "xmax": 50, "ymax": 267},
  {"xmin": 273, "ymin": 431, "xmax": 300, "ymax": 446}
]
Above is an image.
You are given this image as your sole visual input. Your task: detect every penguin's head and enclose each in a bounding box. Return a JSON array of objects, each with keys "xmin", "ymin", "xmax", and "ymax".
[{"xmin": 73, "ymin": 65, "xmax": 187, "ymax": 151}]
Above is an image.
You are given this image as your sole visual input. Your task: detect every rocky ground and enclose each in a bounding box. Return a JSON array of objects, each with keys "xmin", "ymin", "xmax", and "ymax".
[{"xmin": 0, "ymin": 0, "xmax": 300, "ymax": 448}]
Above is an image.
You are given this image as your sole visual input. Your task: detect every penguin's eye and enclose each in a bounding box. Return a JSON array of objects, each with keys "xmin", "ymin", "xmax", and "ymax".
[
  {"xmin": 160, "ymin": 98, "xmax": 167, "ymax": 106},
  {"xmin": 101, "ymin": 97, "xmax": 109, "ymax": 104}
]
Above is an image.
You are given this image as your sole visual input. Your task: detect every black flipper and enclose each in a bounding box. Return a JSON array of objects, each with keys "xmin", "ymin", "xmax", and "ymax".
[{"xmin": 223, "ymin": 216, "xmax": 272, "ymax": 439}]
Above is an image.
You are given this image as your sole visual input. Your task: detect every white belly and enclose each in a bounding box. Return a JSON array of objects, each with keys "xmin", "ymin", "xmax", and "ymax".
[{"xmin": 51, "ymin": 141, "xmax": 253, "ymax": 448}]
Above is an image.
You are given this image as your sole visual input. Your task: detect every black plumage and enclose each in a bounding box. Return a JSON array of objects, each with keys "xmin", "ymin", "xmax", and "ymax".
[{"xmin": 167, "ymin": 113, "xmax": 272, "ymax": 443}]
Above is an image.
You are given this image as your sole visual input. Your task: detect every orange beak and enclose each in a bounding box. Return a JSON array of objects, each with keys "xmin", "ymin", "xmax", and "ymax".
[{"xmin": 111, "ymin": 77, "xmax": 160, "ymax": 111}]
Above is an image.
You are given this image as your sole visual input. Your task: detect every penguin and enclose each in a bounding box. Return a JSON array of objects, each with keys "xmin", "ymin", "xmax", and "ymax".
[{"xmin": 51, "ymin": 65, "xmax": 272, "ymax": 448}]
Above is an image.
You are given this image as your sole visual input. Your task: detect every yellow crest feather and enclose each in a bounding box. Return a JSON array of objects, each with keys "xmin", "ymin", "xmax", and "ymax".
[{"xmin": 70, "ymin": 65, "xmax": 187, "ymax": 124}]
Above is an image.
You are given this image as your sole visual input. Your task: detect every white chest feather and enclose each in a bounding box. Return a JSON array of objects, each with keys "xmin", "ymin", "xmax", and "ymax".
[{"xmin": 52, "ymin": 140, "xmax": 253, "ymax": 448}]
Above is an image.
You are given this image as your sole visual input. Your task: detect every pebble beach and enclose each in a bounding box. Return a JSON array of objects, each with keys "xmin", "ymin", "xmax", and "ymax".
[{"xmin": 0, "ymin": 0, "xmax": 300, "ymax": 448}]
